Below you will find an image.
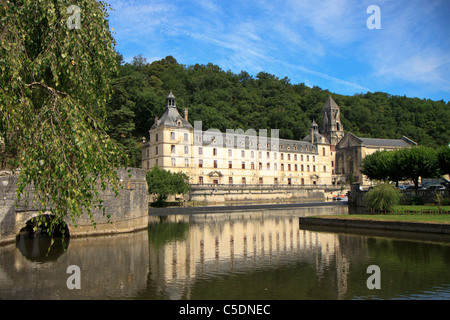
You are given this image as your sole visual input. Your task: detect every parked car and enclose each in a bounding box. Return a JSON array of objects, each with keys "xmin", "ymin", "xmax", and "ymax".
[
  {"xmin": 406, "ymin": 185, "xmax": 426, "ymax": 190},
  {"xmin": 427, "ymin": 184, "xmax": 446, "ymax": 191}
]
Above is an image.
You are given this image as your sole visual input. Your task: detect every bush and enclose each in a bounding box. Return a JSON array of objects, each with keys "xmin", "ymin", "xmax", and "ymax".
[
  {"xmin": 363, "ymin": 183, "xmax": 403, "ymax": 212},
  {"xmin": 409, "ymin": 196, "xmax": 424, "ymax": 205}
]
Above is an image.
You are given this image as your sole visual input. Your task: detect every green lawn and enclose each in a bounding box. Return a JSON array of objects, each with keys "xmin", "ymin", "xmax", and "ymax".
[
  {"xmin": 392, "ymin": 205, "xmax": 450, "ymax": 214},
  {"xmin": 319, "ymin": 214, "xmax": 450, "ymax": 224}
]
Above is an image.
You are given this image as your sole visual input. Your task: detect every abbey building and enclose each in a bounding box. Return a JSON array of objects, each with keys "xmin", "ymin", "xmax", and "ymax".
[{"xmin": 141, "ymin": 92, "xmax": 416, "ymax": 187}]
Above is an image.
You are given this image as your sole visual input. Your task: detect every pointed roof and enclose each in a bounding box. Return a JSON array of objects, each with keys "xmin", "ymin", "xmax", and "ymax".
[{"xmin": 323, "ymin": 95, "xmax": 339, "ymax": 110}]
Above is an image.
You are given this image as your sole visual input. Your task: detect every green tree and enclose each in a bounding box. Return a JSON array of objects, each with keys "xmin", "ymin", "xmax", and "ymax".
[
  {"xmin": 437, "ymin": 145, "xmax": 450, "ymax": 176},
  {"xmin": 146, "ymin": 166, "xmax": 190, "ymax": 203},
  {"xmin": 400, "ymin": 146, "xmax": 440, "ymax": 188},
  {"xmin": 360, "ymin": 150, "xmax": 392, "ymax": 182},
  {"xmin": 0, "ymin": 0, "xmax": 126, "ymax": 242}
]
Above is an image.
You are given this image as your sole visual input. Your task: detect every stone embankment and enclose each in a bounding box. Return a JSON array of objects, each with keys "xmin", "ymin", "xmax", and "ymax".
[{"xmin": 0, "ymin": 168, "xmax": 148, "ymax": 245}]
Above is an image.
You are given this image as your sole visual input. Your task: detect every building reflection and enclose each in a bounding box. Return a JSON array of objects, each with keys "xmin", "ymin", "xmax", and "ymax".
[{"xmin": 148, "ymin": 206, "xmax": 351, "ymax": 299}]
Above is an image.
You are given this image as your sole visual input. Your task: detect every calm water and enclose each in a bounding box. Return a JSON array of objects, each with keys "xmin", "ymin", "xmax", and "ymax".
[{"xmin": 1, "ymin": 203, "xmax": 450, "ymax": 300}]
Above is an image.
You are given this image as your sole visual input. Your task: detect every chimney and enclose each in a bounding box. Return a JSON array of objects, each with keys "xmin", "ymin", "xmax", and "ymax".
[{"xmin": 184, "ymin": 108, "xmax": 188, "ymax": 121}]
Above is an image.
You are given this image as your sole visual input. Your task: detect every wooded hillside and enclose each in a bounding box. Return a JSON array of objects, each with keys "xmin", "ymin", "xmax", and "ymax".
[{"xmin": 107, "ymin": 54, "xmax": 450, "ymax": 167}]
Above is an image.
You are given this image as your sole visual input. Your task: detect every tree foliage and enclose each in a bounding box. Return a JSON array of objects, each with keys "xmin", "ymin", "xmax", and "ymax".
[
  {"xmin": 145, "ymin": 166, "xmax": 190, "ymax": 203},
  {"xmin": 0, "ymin": 0, "xmax": 126, "ymax": 241},
  {"xmin": 363, "ymin": 183, "xmax": 403, "ymax": 212},
  {"xmin": 360, "ymin": 146, "xmax": 441, "ymax": 187}
]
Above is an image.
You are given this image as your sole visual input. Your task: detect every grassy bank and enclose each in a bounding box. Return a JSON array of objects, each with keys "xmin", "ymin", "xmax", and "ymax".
[
  {"xmin": 319, "ymin": 214, "xmax": 450, "ymax": 224},
  {"xmin": 320, "ymin": 204, "xmax": 450, "ymax": 224}
]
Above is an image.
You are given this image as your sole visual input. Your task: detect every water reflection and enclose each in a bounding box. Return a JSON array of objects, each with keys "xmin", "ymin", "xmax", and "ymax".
[{"xmin": 1, "ymin": 204, "xmax": 450, "ymax": 300}]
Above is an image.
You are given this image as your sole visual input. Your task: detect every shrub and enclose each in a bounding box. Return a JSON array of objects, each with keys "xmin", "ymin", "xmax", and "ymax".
[
  {"xmin": 409, "ymin": 196, "xmax": 424, "ymax": 205},
  {"xmin": 363, "ymin": 183, "xmax": 403, "ymax": 212}
]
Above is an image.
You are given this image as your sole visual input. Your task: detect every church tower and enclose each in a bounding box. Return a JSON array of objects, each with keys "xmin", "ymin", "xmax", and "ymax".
[{"xmin": 322, "ymin": 96, "xmax": 344, "ymax": 150}]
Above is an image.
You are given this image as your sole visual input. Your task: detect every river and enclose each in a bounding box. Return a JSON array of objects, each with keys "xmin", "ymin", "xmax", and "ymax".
[{"xmin": 1, "ymin": 202, "xmax": 450, "ymax": 300}]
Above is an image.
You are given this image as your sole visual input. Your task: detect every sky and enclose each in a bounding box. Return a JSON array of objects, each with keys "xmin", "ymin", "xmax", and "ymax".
[{"xmin": 105, "ymin": 0, "xmax": 450, "ymax": 102}]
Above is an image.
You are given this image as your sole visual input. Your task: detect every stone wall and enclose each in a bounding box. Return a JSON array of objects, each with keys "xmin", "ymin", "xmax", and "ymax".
[
  {"xmin": 187, "ymin": 184, "xmax": 341, "ymax": 203},
  {"xmin": 0, "ymin": 168, "xmax": 148, "ymax": 245}
]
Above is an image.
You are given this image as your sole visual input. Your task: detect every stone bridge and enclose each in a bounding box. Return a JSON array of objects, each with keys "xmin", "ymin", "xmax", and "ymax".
[{"xmin": 0, "ymin": 168, "xmax": 148, "ymax": 245}]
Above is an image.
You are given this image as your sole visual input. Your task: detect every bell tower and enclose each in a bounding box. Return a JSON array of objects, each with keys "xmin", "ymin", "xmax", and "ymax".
[{"xmin": 322, "ymin": 96, "xmax": 344, "ymax": 150}]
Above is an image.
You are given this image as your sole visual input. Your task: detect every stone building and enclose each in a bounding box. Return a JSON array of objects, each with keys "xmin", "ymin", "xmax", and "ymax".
[{"xmin": 141, "ymin": 92, "xmax": 415, "ymax": 189}]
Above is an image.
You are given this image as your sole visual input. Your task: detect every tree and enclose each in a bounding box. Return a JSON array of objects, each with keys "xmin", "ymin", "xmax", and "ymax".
[
  {"xmin": 360, "ymin": 150, "xmax": 392, "ymax": 182},
  {"xmin": 0, "ymin": 1, "xmax": 126, "ymax": 243},
  {"xmin": 437, "ymin": 145, "xmax": 450, "ymax": 176},
  {"xmin": 145, "ymin": 166, "xmax": 190, "ymax": 203},
  {"xmin": 400, "ymin": 146, "xmax": 440, "ymax": 188}
]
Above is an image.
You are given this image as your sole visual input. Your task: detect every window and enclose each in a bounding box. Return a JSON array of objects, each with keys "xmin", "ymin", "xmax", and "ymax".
[
  {"xmin": 259, "ymin": 151, "xmax": 262, "ymax": 158},
  {"xmin": 274, "ymin": 152, "xmax": 277, "ymax": 159},
  {"xmin": 307, "ymin": 165, "xmax": 310, "ymax": 172},
  {"xmin": 199, "ymin": 159, "xmax": 203, "ymax": 168},
  {"xmin": 323, "ymin": 165, "xmax": 327, "ymax": 172},
  {"xmin": 171, "ymin": 145, "xmax": 175, "ymax": 154},
  {"xmin": 323, "ymin": 148, "xmax": 326, "ymax": 156},
  {"xmin": 213, "ymin": 148, "xmax": 217, "ymax": 156},
  {"xmin": 251, "ymin": 162, "xmax": 255, "ymax": 170},
  {"xmin": 301, "ymin": 155, "xmax": 304, "ymax": 161},
  {"xmin": 307, "ymin": 155, "xmax": 310, "ymax": 161},
  {"xmin": 301, "ymin": 178, "xmax": 304, "ymax": 185},
  {"xmin": 171, "ymin": 132, "xmax": 175, "ymax": 140},
  {"xmin": 332, "ymin": 161, "xmax": 334, "ymax": 167},
  {"xmin": 184, "ymin": 133, "xmax": 188, "ymax": 142},
  {"xmin": 281, "ymin": 164, "xmax": 284, "ymax": 171},
  {"xmin": 229, "ymin": 177, "xmax": 233, "ymax": 184},
  {"xmin": 259, "ymin": 162, "xmax": 262, "ymax": 170},
  {"xmin": 214, "ymin": 160, "xmax": 218, "ymax": 168},
  {"xmin": 184, "ymin": 146, "xmax": 189, "ymax": 154},
  {"xmin": 259, "ymin": 177, "xmax": 263, "ymax": 185},
  {"xmin": 281, "ymin": 153, "xmax": 284, "ymax": 160},
  {"xmin": 313, "ymin": 156, "xmax": 315, "ymax": 162},
  {"xmin": 288, "ymin": 154, "xmax": 291, "ymax": 161},
  {"xmin": 185, "ymin": 159, "xmax": 189, "ymax": 167},
  {"xmin": 228, "ymin": 149, "xmax": 232, "ymax": 157},
  {"xmin": 242, "ymin": 162, "xmax": 245, "ymax": 169},
  {"xmin": 171, "ymin": 158, "xmax": 176, "ymax": 167},
  {"xmin": 155, "ymin": 146, "xmax": 158, "ymax": 155},
  {"xmin": 155, "ymin": 134, "xmax": 158, "ymax": 142},
  {"xmin": 199, "ymin": 176, "xmax": 203, "ymax": 184},
  {"xmin": 313, "ymin": 165, "xmax": 316, "ymax": 172},
  {"xmin": 242, "ymin": 177, "xmax": 246, "ymax": 185},
  {"xmin": 267, "ymin": 163, "xmax": 270, "ymax": 170},
  {"xmin": 198, "ymin": 147, "xmax": 203, "ymax": 155},
  {"xmin": 274, "ymin": 163, "xmax": 278, "ymax": 171},
  {"xmin": 301, "ymin": 164, "xmax": 304, "ymax": 171},
  {"xmin": 294, "ymin": 154, "xmax": 297, "ymax": 161},
  {"xmin": 295, "ymin": 164, "xmax": 298, "ymax": 171},
  {"xmin": 267, "ymin": 152, "xmax": 270, "ymax": 158},
  {"xmin": 288, "ymin": 164, "xmax": 291, "ymax": 171},
  {"xmin": 229, "ymin": 161, "xmax": 232, "ymax": 168},
  {"xmin": 242, "ymin": 150, "xmax": 245, "ymax": 157},
  {"xmin": 288, "ymin": 178, "xmax": 292, "ymax": 185},
  {"xmin": 274, "ymin": 178, "xmax": 278, "ymax": 185}
]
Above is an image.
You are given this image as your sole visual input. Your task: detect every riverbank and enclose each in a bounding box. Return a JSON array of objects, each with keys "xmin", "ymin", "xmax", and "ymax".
[{"xmin": 299, "ymin": 214, "xmax": 450, "ymax": 235}]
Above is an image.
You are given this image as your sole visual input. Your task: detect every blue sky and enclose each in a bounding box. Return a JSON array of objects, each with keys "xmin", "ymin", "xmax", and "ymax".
[{"xmin": 105, "ymin": 0, "xmax": 450, "ymax": 102}]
